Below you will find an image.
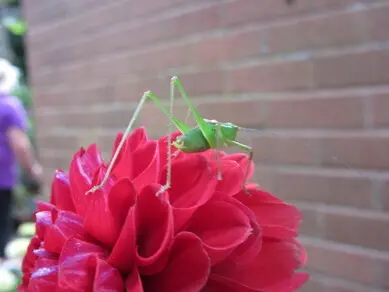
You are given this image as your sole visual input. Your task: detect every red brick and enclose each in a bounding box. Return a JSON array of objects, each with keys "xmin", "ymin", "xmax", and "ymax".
[
  {"xmin": 37, "ymin": 134, "xmax": 79, "ymax": 151},
  {"xmin": 303, "ymin": 239, "xmax": 377, "ymax": 285},
  {"xmin": 267, "ymin": 4, "xmax": 389, "ymax": 54},
  {"xmin": 264, "ymin": 96, "xmax": 365, "ymax": 129},
  {"xmin": 252, "ymin": 135, "xmax": 321, "ymax": 166},
  {"xmin": 40, "ymin": 153, "xmax": 72, "ymax": 172},
  {"xmin": 322, "ymin": 207, "xmax": 389, "ymax": 251},
  {"xmin": 298, "ymin": 205, "xmax": 324, "ymax": 237},
  {"xmin": 371, "ymin": 93, "xmax": 389, "ymax": 127},
  {"xmin": 298, "ymin": 277, "xmax": 327, "ymax": 292},
  {"xmin": 310, "ymin": 0, "xmax": 384, "ymax": 10},
  {"xmin": 274, "ymin": 170, "xmax": 374, "ymax": 209},
  {"xmin": 378, "ymin": 181, "xmax": 389, "ymax": 212},
  {"xmin": 130, "ymin": 0, "xmax": 189, "ymax": 17},
  {"xmin": 226, "ymin": 59, "xmax": 313, "ymax": 93},
  {"xmin": 221, "ymin": 0, "xmax": 311, "ymax": 27},
  {"xmin": 319, "ymin": 135, "xmax": 389, "ymax": 170},
  {"xmin": 313, "ymin": 48, "xmax": 389, "ymax": 89},
  {"xmin": 190, "ymin": 30, "xmax": 266, "ymax": 65},
  {"xmin": 128, "ymin": 43, "xmax": 192, "ymax": 74}
]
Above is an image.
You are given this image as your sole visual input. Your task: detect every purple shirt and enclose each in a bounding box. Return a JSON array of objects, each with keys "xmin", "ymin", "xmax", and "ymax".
[{"xmin": 0, "ymin": 94, "xmax": 27, "ymax": 189}]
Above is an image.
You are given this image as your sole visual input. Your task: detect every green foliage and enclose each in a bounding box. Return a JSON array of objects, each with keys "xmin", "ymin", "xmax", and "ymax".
[
  {"xmin": 0, "ymin": 0, "xmax": 20, "ymax": 7},
  {"xmin": 5, "ymin": 19, "xmax": 27, "ymax": 80},
  {"xmin": 6, "ymin": 20, "xmax": 26, "ymax": 36}
]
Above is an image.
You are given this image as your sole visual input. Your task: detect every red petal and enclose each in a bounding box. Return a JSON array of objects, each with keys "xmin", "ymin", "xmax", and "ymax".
[
  {"xmin": 131, "ymin": 140, "xmax": 159, "ymax": 191},
  {"xmin": 58, "ymin": 238, "xmax": 107, "ymax": 291},
  {"xmin": 35, "ymin": 201, "xmax": 56, "ymax": 213},
  {"xmin": 135, "ymin": 184, "xmax": 173, "ymax": 274},
  {"xmin": 50, "ymin": 170, "xmax": 76, "ymax": 212},
  {"xmin": 93, "ymin": 258, "xmax": 125, "ymax": 291},
  {"xmin": 84, "ymin": 178, "xmax": 137, "ymax": 249},
  {"xmin": 235, "ymin": 188, "xmax": 302, "ymax": 239},
  {"xmin": 143, "ymin": 232, "xmax": 210, "ymax": 292},
  {"xmin": 226, "ymin": 198, "xmax": 262, "ymax": 264},
  {"xmin": 108, "ymin": 203, "xmax": 137, "ymax": 273},
  {"xmin": 35, "ymin": 211, "xmax": 53, "ymax": 240},
  {"xmin": 28, "ymin": 260, "xmax": 58, "ymax": 292},
  {"xmin": 186, "ymin": 200, "xmax": 252, "ymax": 265},
  {"xmin": 69, "ymin": 145, "xmax": 104, "ymax": 216},
  {"xmin": 224, "ymin": 153, "xmax": 254, "ymax": 181},
  {"xmin": 125, "ymin": 267, "xmax": 144, "ymax": 292},
  {"xmin": 161, "ymin": 155, "xmax": 218, "ymax": 231},
  {"xmin": 211, "ymin": 238, "xmax": 307, "ymax": 290},
  {"xmin": 111, "ymin": 127, "xmax": 148, "ymax": 178},
  {"xmin": 20, "ymin": 236, "xmax": 41, "ymax": 288},
  {"xmin": 111, "ymin": 127, "xmax": 148, "ymax": 159},
  {"xmin": 212, "ymin": 160, "xmax": 244, "ymax": 198},
  {"xmin": 44, "ymin": 210, "xmax": 88, "ymax": 254}
]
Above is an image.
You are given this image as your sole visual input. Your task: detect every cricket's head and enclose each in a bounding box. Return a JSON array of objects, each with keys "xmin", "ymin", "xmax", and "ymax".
[
  {"xmin": 219, "ymin": 122, "xmax": 239, "ymax": 142},
  {"xmin": 205, "ymin": 119, "xmax": 240, "ymax": 142}
]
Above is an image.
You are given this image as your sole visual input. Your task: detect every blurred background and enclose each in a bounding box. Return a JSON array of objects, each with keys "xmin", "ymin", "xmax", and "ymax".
[{"xmin": 3, "ymin": 0, "xmax": 388, "ymax": 291}]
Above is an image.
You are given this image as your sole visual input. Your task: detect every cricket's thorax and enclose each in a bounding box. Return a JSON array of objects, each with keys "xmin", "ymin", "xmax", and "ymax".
[{"xmin": 173, "ymin": 120, "xmax": 239, "ymax": 153}]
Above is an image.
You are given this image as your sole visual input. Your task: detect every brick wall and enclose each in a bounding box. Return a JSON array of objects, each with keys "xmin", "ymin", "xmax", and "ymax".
[{"xmin": 23, "ymin": 1, "xmax": 389, "ymax": 291}]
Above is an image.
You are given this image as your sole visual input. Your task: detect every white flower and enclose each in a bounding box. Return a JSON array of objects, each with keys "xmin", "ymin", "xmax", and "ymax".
[{"xmin": 0, "ymin": 58, "xmax": 20, "ymax": 94}]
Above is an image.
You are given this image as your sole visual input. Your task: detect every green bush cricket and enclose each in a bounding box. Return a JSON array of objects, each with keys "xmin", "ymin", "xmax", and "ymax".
[{"xmin": 86, "ymin": 76, "xmax": 253, "ymax": 196}]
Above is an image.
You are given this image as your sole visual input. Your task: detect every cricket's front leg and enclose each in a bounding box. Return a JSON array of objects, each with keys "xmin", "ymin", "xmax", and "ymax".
[
  {"xmin": 85, "ymin": 91, "xmax": 150, "ymax": 195},
  {"xmin": 155, "ymin": 77, "xmax": 176, "ymax": 196}
]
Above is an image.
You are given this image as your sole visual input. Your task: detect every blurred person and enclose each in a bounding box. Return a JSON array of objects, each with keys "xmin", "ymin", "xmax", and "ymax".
[{"xmin": 0, "ymin": 58, "xmax": 42, "ymax": 261}]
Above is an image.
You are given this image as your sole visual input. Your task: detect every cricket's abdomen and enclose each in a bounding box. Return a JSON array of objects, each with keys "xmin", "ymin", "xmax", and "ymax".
[{"xmin": 173, "ymin": 127, "xmax": 210, "ymax": 153}]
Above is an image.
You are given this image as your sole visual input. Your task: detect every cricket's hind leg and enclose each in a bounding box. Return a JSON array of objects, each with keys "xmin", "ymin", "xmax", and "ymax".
[{"xmin": 215, "ymin": 122, "xmax": 223, "ymax": 181}]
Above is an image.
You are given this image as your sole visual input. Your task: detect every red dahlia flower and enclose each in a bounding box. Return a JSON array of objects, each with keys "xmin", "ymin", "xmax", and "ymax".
[{"xmin": 20, "ymin": 127, "xmax": 309, "ymax": 291}]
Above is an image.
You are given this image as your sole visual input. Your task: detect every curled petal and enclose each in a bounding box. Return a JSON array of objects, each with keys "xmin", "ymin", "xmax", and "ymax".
[
  {"xmin": 84, "ymin": 178, "xmax": 137, "ymax": 249},
  {"xmin": 50, "ymin": 170, "xmax": 76, "ymax": 212},
  {"xmin": 235, "ymin": 188, "xmax": 302, "ymax": 240},
  {"xmin": 161, "ymin": 155, "xmax": 218, "ymax": 231},
  {"xmin": 69, "ymin": 145, "xmax": 105, "ymax": 216},
  {"xmin": 186, "ymin": 200, "xmax": 252, "ymax": 265},
  {"xmin": 135, "ymin": 184, "xmax": 173, "ymax": 274},
  {"xmin": 131, "ymin": 140, "xmax": 159, "ymax": 191},
  {"xmin": 226, "ymin": 198, "xmax": 262, "ymax": 264},
  {"xmin": 143, "ymin": 232, "xmax": 210, "ymax": 292},
  {"xmin": 211, "ymin": 238, "xmax": 307, "ymax": 291},
  {"xmin": 108, "ymin": 202, "xmax": 137, "ymax": 273}
]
